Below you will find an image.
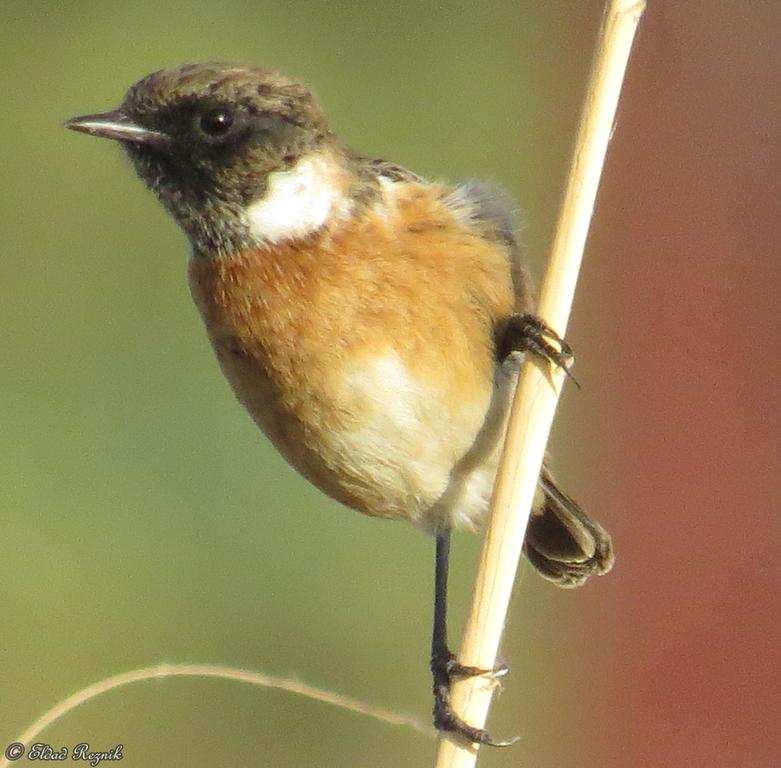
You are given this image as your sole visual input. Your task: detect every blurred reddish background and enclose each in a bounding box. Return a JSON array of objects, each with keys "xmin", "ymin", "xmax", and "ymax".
[{"xmin": 559, "ymin": 3, "xmax": 780, "ymax": 766}]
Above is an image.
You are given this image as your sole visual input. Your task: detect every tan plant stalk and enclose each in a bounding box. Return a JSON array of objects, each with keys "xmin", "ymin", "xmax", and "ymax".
[{"xmin": 433, "ymin": 2, "xmax": 646, "ymax": 766}]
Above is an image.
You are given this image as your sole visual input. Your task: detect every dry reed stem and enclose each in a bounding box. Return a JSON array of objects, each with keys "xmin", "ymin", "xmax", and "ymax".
[
  {"xmin": 0, "ymin": 663, "xmax": 431, "ymax": 768},
  {"xmin": 433, "ymin": 2, "xmax": 645, "ymax": 766}
]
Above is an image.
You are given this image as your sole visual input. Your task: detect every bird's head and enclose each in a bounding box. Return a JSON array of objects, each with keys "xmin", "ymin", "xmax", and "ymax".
[{"xmin": 67, "ymin": 63, "xmax": 350, "ymax": 255}]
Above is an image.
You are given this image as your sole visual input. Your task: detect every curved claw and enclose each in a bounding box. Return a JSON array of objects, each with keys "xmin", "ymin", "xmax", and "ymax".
[
  {"xmin": 500, "ymin": 313, "xmax": 581, "ymax": 389},
  {"xmin": 434, "ymin": 692, "xmax": 519, "ymax": 747}
]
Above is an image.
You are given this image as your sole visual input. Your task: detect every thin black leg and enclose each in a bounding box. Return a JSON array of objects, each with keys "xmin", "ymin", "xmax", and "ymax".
[
  {"xmin": 432, "ymin": 529, "xmax": 451, "ymax": 664},
  {"xmin": 430, "ymin": 530, "xmax": 515, "ymax": 747}
]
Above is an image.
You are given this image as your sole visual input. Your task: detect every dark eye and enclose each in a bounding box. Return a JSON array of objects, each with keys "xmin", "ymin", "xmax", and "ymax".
[{"xmin": 199, "ymin": 108, "xmax": 235, "ymax": 137}]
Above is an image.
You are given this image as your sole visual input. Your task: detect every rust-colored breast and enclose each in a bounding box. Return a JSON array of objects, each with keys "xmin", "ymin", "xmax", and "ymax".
[{"xmin": 188, "ymin": 181, "xmax": 517, "ymax": 524}]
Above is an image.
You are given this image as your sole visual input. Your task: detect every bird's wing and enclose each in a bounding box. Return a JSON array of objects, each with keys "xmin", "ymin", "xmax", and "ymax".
[
  {"xmin": 364, "ymin": 158, "xmax": 532, "ymax": 311},
  {"xmin": 446, "ymin": 179, "xmax": 534, "ymax": 314}
]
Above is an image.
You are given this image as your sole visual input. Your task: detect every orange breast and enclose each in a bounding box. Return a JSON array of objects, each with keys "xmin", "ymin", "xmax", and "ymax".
[{"xmin": 188, "ymin": 182, "xmax": 516, "ymax": 526}]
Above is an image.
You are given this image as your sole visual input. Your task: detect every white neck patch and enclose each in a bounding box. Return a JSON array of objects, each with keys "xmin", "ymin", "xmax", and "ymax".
[{"xmin": 245, "ymin": 154, "xmax": 349, "ymax": 244}]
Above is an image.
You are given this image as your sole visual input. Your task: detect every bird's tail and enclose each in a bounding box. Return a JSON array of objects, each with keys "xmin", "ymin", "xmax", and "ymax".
[{"xmin": 524, "ymin": 466, "xmax": 614, "ymax": 588}]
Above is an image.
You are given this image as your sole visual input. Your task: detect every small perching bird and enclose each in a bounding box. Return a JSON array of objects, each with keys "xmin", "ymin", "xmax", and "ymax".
[{"xmin": 67, "ymin": 63, "xmax": 613, "ymax": 745}]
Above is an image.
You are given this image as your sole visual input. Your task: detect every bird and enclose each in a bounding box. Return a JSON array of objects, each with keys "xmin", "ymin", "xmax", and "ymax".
[{"xmin": 66, "ymin": 62, "xmax": 613, "ymax": 745}]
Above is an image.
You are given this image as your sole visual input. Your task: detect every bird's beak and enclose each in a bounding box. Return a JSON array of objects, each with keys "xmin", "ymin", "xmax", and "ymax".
[{"xmin": 65, "ymin": 110, "xmax": 170, "ymax": 149}]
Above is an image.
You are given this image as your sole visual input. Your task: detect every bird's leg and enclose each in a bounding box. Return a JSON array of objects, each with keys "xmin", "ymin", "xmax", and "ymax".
[
  {"xmin": 430, "ymin": 530, "xmax": 514, "ymax": 747},
  {"xmin": 499, "ymin": 313, "xmax": 579, "ymax": 387}
]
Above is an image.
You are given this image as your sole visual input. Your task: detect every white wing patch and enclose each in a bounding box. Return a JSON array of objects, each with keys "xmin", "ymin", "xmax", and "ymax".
[{"xmin": 245, "ymin": 154, "xmax": 351, "ymax": 244}]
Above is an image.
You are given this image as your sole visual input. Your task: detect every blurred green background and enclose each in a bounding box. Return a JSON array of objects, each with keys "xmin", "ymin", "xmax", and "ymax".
[{"xmin": 2, "ymin": 2, "xmax": 779, "ymax": 767}]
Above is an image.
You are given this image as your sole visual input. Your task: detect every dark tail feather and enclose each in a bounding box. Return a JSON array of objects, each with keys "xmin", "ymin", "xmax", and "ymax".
[{"xmin": 524, "ymin": 467, "xmax": 614, "ymax": 588}]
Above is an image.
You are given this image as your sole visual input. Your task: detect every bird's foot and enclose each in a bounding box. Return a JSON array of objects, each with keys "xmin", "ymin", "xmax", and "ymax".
[
  {"xmin": 431, "ymin": 647, "xmax": 516, "ymax": 747},
  {"xmin": 501, "ymin": 313, "xmax": 580, "ymax": 388}
]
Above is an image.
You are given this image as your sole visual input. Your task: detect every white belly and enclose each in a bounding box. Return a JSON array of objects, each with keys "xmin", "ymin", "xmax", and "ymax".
[{"xmin": 325, "ymin": 353, "xmax": 520, "ymax": 531}]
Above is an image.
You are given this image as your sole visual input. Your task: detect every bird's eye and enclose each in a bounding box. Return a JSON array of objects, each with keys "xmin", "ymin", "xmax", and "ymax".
[{"xmin": 199, "ymin": 108, "xmax": 235, "ymax": 137}]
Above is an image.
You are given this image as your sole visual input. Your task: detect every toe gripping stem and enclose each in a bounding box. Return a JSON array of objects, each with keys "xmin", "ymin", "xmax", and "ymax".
[
  {"xmin": 431, "ymin": 648, "xmax": 516, "ymax": 747},
  {"xmin": 500, "ymin": 313, "xmax": 580, "ymax": 388}
]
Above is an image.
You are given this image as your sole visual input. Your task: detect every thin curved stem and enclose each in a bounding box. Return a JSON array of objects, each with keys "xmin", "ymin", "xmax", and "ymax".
[{"xmin": 0, "ymin": 662, "xmax": 432, "ymax": 768}]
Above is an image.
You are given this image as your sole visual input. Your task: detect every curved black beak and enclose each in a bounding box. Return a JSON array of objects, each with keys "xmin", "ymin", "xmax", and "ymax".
[{"xmin": 65, "ymin": 110, "xmax": 170, "ymax": 150}]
